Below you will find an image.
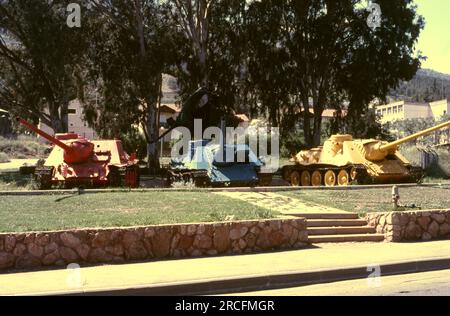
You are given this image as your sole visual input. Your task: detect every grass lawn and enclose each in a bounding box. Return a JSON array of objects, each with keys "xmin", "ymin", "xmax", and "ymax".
[
  {"xmin": 280, "ymin": 185, "xmax": 450, "ymax": 215},
  {"xmin": 0, "ymin": 192, "xmax": 275, "ymax": 233}
]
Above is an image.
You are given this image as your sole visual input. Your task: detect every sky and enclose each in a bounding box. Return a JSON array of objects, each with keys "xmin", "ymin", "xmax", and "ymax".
[{"xmin": 414, "ymin": 0, "xmax": 450, "ymax": 74}]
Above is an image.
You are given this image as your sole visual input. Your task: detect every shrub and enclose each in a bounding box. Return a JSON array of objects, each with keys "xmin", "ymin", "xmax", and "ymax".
[
  {"xmin": 400, "ymin": 145, "xmax": 450, "ymax": 178},
  {"xmin": 119, "ymin": 129, "xmax": 147, "ymax": 160},
  {"xmin": 0, "ymin": 152, "xmax": 9, "ymax": 163}
]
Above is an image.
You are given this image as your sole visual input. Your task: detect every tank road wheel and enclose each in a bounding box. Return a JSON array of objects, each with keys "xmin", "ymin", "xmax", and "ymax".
[
  {"xmin": 324, "ymin": 170, "xmax": 336, "ymax": 186},
  {"xmin": 125, "ymin": 166, "xmax": 140, "ymax": 188},
  {"xmin": 311, "ymin": 171, "xmax": 322, "ymax": 186},
  {"xmin": 33, "ymin": 166, "xmax": 53, "ymax": 190},
  {"xmin": 34, "ymin": 173, "xmax": 52, "ymax": 190},
  {"xmin": 350, "ymin": 167, "xmax": 358, "ymax": 181},
  {"xmin": 300, "ymin": 171, "xmax": 311, "ymax": 186},
  {"xmin": 282, "ymin": 167, "xmax": 292, "ymax": 183},
  {"xmin": 337, "ymin": 170, "xmax": 349, "ymax": 186},
  {"xmin": 108, "ymin": 167, "xmax": 122, "ymax": 187},
  {"xmin": 290, "ymin": 171, "xmax": 301, "ymax": 186}
]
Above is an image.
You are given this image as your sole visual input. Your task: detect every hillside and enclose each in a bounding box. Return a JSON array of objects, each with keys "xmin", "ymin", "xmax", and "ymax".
[{"xmin": 390, "ymin": 69, "xmax": 450, "ymax": 102}]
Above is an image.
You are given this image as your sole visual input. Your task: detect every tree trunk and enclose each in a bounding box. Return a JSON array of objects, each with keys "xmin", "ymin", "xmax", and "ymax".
[
  {"xmin": 146, "ymin": 103, "xmax": 160, "ymax": 173},
  {"xmin": 49, "ymin": 104, "xmax": 67, "ymax": 133},
  {"xmin": 312, "ymin": 112, "xmax": 322, "ymax": 146},
  {"xmin": 199, "ymin": 48, "xmax": 208, "ymax": 87},
  {"xmin": 301, "ymin": 95, "xmax": 312, "ymax": 147}
]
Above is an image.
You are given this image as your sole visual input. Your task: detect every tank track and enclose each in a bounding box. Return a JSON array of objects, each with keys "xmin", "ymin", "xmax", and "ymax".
[
  {"xmin": 33, "ymin": 166, "xmax": 54, "ymax": 190},
  {"xmin": 408, "ymin": 166, "xmax": 425, "ymax": 184},
  {"xmin": 108, "ymin": 165, "xmax": 141, "ymax": 188}
]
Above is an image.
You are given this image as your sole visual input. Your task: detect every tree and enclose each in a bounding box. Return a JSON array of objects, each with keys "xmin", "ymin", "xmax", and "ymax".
[
  {"xmin": 169, "ymin": 0, "xmax": 212, "ymax": 91},
  {"xmin": 245, "ymin": 1, "xmax": 293, "ymax": 130},
  {"xmin": 83, "ymin": 0, "xmax": 177, "ymax": 171},
  {"xmin": 246, "ymin": 0, "xmax": 424, "ymax": 147},
  {"xmin": 0, "ymin": 0, "xmax": 86, "ymax": 132},
  {"xmin": 336, "ymin": 0, "xmax": 424, "ymax": 137}
]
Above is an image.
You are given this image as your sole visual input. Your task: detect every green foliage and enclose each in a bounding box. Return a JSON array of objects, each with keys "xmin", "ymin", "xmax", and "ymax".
[
  {"xmin": 0, "ymin": 0, "xmax": 87, "ymax": 132},
  {"xmin": 280, "ymin": 129, "xmax": 306, "ymax": 158},
  {"xmin": 0, "ymin": 0, "xmax": 426, "ymax": 154},
  {"xmin": 0, "ymin": 172, "xmax": 34, "ymax": 190},
  {"xmin": 328, "ymin": 108, "xmax": 394, "ymax": 140},
  {"xmin": 119, "ymin": 129, "xmax": 147, "ymax": 161},
  {"xmin": 81, "ymin": 1, "xmax": 179, "ymax": 169},
  {"xmin": 245, "ymin": 0, "xmax": 424, "ymax": 147}
]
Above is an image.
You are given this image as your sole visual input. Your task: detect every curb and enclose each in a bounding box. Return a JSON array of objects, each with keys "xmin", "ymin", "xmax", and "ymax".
[
  {"xmin": 1, "ymin": 183, "xmax": 447, "ymax": 196},
  {"xmin": 31, "ymin": 256, "xmax": 450, "ymax": 296}
]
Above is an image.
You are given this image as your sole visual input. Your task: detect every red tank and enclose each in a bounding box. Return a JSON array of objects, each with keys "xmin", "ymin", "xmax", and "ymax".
[{"xmin": 17, "ymin": 118, "xmax": 140, "ymax": 189}]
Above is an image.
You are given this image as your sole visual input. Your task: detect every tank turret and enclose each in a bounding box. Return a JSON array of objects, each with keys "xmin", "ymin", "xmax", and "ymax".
[
  {"xmin": 17, "ymin": 118, "xmax": 139, "ymax": 189},
  {"xmin": 283, "ymin": 120, "xmax": 450, "ymax": 186},
  {"xmin": 17, "ymin": 118, "xmax": 94, "ymax": 164}
]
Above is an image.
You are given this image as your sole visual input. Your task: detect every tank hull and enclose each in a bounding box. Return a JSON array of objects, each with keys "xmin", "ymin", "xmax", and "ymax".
[
  {"xmin": 167, "ymin": 140, "xmax": 273, "ymax": 187},
  {"xmin": 16, "ymin": 118, "xmax": 140, "ymax": 190}
]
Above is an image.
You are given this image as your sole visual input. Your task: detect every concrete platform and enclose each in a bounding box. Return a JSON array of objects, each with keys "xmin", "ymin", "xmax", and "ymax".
[
  {"xmin": 307, "ymin": 219, "xmax": 368, "ymax": 227},
  {"xmin": 308, "ymin": 226, "xmax": 376, "ymax": 235},
  {"xmin": 308, "ymin": 233, "xmax": 385, "ymax": 243}
]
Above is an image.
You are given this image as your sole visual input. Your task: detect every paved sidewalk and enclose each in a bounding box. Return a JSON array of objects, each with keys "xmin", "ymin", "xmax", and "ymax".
[{"xmin": 1, "ymin": 240, "xmax": 450, "ymax": 295}]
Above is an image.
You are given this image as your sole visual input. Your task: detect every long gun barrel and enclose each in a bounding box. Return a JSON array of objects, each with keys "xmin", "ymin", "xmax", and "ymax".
[
  {"xmin": 16, "ymin": 118, "xmax": 73, "ymax": 153},
  {"xmin": 380, "ymin": 119, "xmax": 450, "ymax": 151}
]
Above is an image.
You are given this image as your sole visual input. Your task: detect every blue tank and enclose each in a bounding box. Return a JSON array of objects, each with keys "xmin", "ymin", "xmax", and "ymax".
[{"xmin": 167, "ymin": 139, "xmax": 272, "ymax": 187}]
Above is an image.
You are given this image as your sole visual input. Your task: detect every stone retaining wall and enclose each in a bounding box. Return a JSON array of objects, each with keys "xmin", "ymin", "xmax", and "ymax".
[
  {"xmin": 366, "ymin": 210, "xmax": 450, "ymax": 242},
  {"xmin": 0, "ymin": 217, "xmax": 308, "ymax": 270}
]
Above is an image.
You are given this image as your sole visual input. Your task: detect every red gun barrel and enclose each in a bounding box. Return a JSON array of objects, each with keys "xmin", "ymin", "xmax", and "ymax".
[{"xmin": 16, "ymin": 118, "xmax": 73, "ymax": 153}]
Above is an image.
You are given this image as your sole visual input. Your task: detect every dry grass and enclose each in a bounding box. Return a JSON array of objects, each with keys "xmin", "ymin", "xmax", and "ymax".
[
  {"xmin": 0, "ymin": 135, "xmax": 49, "ymax": 159},
  {"xmin": 281, "ymin": 185, "xmax": 450, "ymax": 215}
]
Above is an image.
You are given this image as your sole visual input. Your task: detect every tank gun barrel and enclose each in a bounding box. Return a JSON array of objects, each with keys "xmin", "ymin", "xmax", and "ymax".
[
  {"xmin": 379, "ymin": 119, "xmax": 450, "ymax": 151},
  {"xmin": 16, "ymin": 118, "xmax": 73, "ymax": 152}
]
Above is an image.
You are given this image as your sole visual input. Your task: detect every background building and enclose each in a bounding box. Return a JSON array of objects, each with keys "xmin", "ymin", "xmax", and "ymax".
[
  {"xmin": 38, "ymin": 99, "xmax": 98, "ymax": 140},
  {"xmin": 0, "ymin": 108, "xmax": 13, "ymax": 137},
  {"xmin": 376, "ymin": 99, "xmax": 449, "ymax": 124}
]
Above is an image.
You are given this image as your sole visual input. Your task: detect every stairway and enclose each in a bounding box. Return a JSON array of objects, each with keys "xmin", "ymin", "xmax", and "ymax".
[{"xmin": 288, "ymin": 212, "xmax": 385, "ymax": 243}]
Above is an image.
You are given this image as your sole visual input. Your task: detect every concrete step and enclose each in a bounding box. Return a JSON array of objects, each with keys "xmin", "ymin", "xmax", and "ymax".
[
  {"xmin": 307, "ymin": 219, "xmax": 368, "ymax": 227},
  {"xmin": 308, "ymin": 234, "xmax": 385, "ymax": 243},
  {"xmin": 307, "ymin": 226, "xmax": 376, "ymax": 235},
  {"xmin": 285, "ymin": 213, "xmax": 359, "ymax": 220}
]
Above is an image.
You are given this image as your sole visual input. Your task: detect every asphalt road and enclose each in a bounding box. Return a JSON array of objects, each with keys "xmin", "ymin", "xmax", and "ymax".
[{"xmin": 228, "ymin": 269, "xmax": 450, "ymax": 296}]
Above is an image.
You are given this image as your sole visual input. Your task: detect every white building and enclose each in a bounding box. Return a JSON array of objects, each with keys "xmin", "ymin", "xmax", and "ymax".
[
  {"xmin": 375, "ymin": 99, "xmax": 449, "ymax": 124},
  {"xmin": 39, "ymin": 99, "xmax": 97, "ymax": 140}
]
